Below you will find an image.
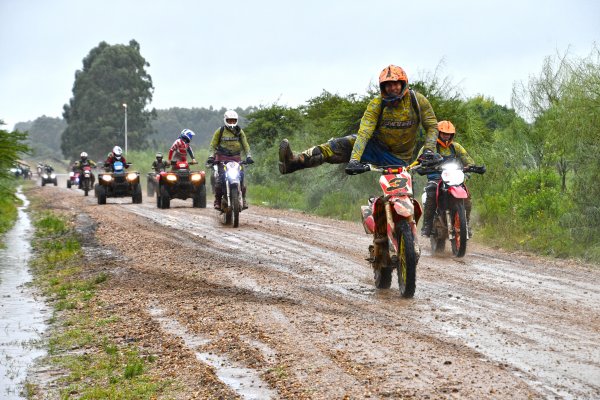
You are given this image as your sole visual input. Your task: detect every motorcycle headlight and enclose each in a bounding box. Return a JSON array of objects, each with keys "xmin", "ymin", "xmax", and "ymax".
[
  {"xmin": 191, "ymin": 173, "xmax": 202, "ymax": 182},
  {"xmin": 441, "ymin": 169, "xmax": 465, "ymax": 186},
  {"xmin": 101, "ymin": 175, "xmax": 112, "ymax": 182},
  {"xmin": 69, "ymin": 172, "xmax": 75, "ymax": 177},
  {"xmin": 166, "ymin": 174, "xmax": 177, "ymax": 182},
  {"xmin": 226, "ymin": 169, "xmax": 239, "ymax": 180},
  {"xmin": 127, "ymin": 173, "xmax": 138, "ymax": 181}
]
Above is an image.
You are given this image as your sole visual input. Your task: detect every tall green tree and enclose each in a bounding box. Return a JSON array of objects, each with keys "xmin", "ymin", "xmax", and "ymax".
[
  {"xmin": 15, "ymin": 116, "xmax": 66, "ymax": 157},
  {"xmin": 61, "ymin": 40, "xmax": 155, "ymax": 161}
]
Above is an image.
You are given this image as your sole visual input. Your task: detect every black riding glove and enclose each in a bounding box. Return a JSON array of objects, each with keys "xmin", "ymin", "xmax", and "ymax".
[
  {"xmin": 345, "ymin": 159, "xmax": 368, "ymax": 175},
  {"xmin": 245, "ymin": 156, "xmax": 254, "ymax": 164},
  {"xmin": 206, "ymin": 156, "xmax": 215, "ymax": 166}
]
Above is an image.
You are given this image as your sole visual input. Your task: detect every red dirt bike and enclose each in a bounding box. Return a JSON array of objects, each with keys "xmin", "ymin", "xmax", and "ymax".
[
  {"xmin": 80, "ymin": 165, "xmax": 95, "ymax": 196},
  {"xmin": 357, "ymin": 164, "xmax": 422, "ymax": 298},
  {"xmin": 414, "ymin": 159, "xmax": 485, "ymax": 257}
]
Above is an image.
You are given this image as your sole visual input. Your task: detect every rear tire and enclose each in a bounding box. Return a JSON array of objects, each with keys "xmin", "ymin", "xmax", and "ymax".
[
  {"xmin": 450, "ymin": 202, "xmax": 467, "ymax": 257},
  {"xmin": 394, "ymin": 220, "xmax": 417, "ymax": 298},
  {"xmin": 67, "ymin": 180, "xmax": 71, "ymax": 188}
]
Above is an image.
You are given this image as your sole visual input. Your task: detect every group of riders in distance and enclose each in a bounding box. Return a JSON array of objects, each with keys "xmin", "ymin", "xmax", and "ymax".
[{"xmin": 60, "ymin": 64, "xmax": 485, "ymax": 296}]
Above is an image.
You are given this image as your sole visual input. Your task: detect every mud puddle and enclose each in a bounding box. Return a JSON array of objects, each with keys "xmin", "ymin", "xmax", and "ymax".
[
  {"xmin": 148, "ymin": 305, "xmax": 278, "ymax": 399},
  {"xmin": 0, "ymin": 188, "xmax": 49, "ymax": 398}
]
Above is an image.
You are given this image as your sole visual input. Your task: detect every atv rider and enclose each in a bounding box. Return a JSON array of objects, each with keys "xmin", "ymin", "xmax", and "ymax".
[
  {"xmin": 151, "ymin": 152, "xmax": 169, "ymax": 172},
  {"xmin": 104, "ymin": 146, "xmax": 128, "ymax": 171},
  {"xmin": 73, "ymin": 151, "xmax": 97, "ymax": 187},
  {"xmin": 168, "ymin": 129, "xmax": 197, "ymax": 168},
  {"xmin": 416, "ymin": 120, "xmax": 477, "ymax": 237},
  {"xmin": 206, "ymin": 110, "xmax": 254, "ymax": 210},
  {"xmin": 278, "ymin": 64, "xmax": 439, "ymax": 175}
]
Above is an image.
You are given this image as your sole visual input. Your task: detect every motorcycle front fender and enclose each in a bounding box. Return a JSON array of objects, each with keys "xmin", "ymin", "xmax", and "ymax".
[
  {"xmin": 448, "ymin": 185, "xmax": 468, "ymax": 199},
  {"xmin": 391, "ymin": 196, "xmax": 415, "ymax": 218}
]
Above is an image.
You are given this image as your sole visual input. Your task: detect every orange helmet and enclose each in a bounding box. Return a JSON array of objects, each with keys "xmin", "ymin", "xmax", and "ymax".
[
  {"xmin": 379, "ymin": 65, "xmax": 409, "ymax": 97},
  {"xmin": 437, "ymin": 120, "xmax": 456, "ymax": 148}
]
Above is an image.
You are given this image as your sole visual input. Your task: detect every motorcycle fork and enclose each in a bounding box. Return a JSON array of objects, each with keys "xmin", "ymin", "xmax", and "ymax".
[{"xmin": 385, "ymin": 199, "xmax": 420, "ymax": 260}]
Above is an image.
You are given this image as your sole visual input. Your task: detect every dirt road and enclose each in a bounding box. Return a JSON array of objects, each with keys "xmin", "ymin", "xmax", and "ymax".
[{"xmin": 30, "ymin": 182, "xmax": 600, "ymax": 399}]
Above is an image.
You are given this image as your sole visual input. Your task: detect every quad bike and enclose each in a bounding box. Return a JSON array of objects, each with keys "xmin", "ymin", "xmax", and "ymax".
[
  {"xmin": 354, "ymin": 163, "xmax": 421, "ymax": 298},
  {"xmin": 414, "ymin": 159, "xmax": 486, "ymax": 257},
  {"xmin": 155, "ymin": 160, "xmax": 206, "ymax": 209},
  {"xmin": 211, "ymin": 160, "xmax": 248, "ymax": 228},
  {"xmin": 40, "ymin": 166, "xmax": 57, "ymax": 186},
  {"xmin": 96, "ymin": 161, "xmax": 142, "ymax": 205},
  {"xmin": 80, "ymin": 165, "xmax": 95, "ymax": 196}
]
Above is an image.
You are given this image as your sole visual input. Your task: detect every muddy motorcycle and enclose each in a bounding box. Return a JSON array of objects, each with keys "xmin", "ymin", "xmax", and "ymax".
[
  {"xmin": 357, "ymin": 164, "xmax": 422, "ymax": 298},
  {"xmin": 80, "ymin": 165, "xmax": 94, "ymax": 196},
  {"xmin": 212, "ymin": 161, "xmax": 248, "ymax": 228},
  {"xmin": 415, "ymin": 160, "xmax": 485, "ymax": 257}
]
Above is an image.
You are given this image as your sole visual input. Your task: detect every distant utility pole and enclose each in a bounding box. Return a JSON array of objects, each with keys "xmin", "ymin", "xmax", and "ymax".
[{"xmin": 123, "ymin": 103, "xmax": 128, "ymax": 154}]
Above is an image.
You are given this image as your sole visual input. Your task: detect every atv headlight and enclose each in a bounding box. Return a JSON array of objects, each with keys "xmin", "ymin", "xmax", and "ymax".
[
  {"xmin": 42, "ymin": 174, "xmax": 48, "ymax": 179},
  {"xmin": 127, "ymin": 173, "xmax": 138, "ymax": 181},
  {"xmin": 50, "ymin": 173, "xmax": 56, "ymax": 179},
  {"xmin": 191, "ymin": 173, "xmax": 202, "ymax": 182},
  {"xmin": 166, "ymin": 174, "xmax": 177, "ymax": 182},
  {"xmin": 101, "ymin": 175, "xmax": 112, "ymax": 182}
]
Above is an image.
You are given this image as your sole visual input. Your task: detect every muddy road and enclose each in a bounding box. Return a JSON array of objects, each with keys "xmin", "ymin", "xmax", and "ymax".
[{"xmin": 30, "ymin": 182, "xmax": 600, "ymax": 399}]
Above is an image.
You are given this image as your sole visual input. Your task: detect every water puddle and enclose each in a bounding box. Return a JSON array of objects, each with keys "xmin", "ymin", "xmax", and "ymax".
[
  {"xmin": 0, "ymin": 188, "xmax": 49, "ymax": 398},
  {"xmin": 148, "ymin": 306, "xmax": 278, "ymax": 399}
]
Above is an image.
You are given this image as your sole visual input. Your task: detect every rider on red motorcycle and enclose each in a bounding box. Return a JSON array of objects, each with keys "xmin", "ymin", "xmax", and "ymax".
[
  {"xmin": 206, "ymin": 110, "xmax": 254, "ymax": 210},
  {"xmin": 417, "ymin": 120, "xmax": 475, "ymax": 237},
  {"xmin": 73, "ymin": 152, "xmax": 97, "ymax": 186}
]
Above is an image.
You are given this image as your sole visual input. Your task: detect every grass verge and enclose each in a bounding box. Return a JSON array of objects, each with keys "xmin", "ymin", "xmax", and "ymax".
[{"xmin": 26, "ymin": 208, "xmax": 173, "ymax": 399}]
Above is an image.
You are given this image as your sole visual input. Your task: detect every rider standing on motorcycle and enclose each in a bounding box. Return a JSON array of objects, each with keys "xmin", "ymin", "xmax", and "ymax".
[
  {"xmin": 151, "ymin": 152, "xmax": 169, "ymax": 172},
  {"xmin": 206, "ymin": 110, "xmax": 254, "ymax": 210},
  {"xmin": 278, "ymin": 65, "xmax": 439, "ymax": 174},
  {"xmin": 104, "ymin": 146, "xmax": 128, "ymax": 171},
  {"xmin": 73, "ymin": 151, "xmax": 97, "ymax": 187},
  {"xmin": 168, "ymin": 129, "xmax": 197, "ymax": 167},
  {"xmin": 417, "ymin": 120, "xmax": 475, "ymax": 237}
]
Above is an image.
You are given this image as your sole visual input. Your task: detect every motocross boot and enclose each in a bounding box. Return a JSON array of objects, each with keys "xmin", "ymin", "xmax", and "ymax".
[
  {"xmin": 421, "ymin": 184, "xmax": 437, "ymax": 237},
  {"xmin": 213, "ymin": 186, "xmax": 223, "ymax": 210},
  {"xmin": 465, "ymin": 198, "xmax": 473, "ymax": 238},
  {"xmin": 242, "ymin": 186, "xmax": 248, "ymax": 210},
  {"xmin": 279, "ymin": 140, "xmax": 324, "ymax": 174}
]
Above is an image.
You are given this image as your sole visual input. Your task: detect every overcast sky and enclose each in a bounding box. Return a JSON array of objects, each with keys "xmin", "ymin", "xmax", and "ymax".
[{"xmin": 1, "ymin": 0, "xmax": 598, "ymax": 130}]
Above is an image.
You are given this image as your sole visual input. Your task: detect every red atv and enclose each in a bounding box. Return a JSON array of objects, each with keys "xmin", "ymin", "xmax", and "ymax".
[{"xmin": 156, "ymin": 160, "xmax": 207, "ymax": 209}]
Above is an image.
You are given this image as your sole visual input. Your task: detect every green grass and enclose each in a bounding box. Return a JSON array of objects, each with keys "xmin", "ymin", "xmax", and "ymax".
[{"xmin": 27, "ymin": 208, "xmax": 174, "ymax": 399}]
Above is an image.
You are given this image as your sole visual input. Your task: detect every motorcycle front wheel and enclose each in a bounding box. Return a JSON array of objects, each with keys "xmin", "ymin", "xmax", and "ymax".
[
  {"xmin": 395, "ymin": 220, "xmax": 417, "ymax": 298},
  {"xmin": 450, "ymin": 202, "xmax": 467, "ymax": 257},
  {"xmin": 231, "ymin": 187, "xmax": 240, "ymax": 228}
]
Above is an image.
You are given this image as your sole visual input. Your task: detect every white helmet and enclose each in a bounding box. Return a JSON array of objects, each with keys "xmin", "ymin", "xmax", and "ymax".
[
  {"xmin": 224, "ymin": 110, "xmax": 239, "ymax": 129},
  {"xmin": 80, "ymin": 152, "xmax": 88, "ymax": 158},
  {"xmin": 113, "ymin": 146, "xmax": 123, "ymax": 156}
]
